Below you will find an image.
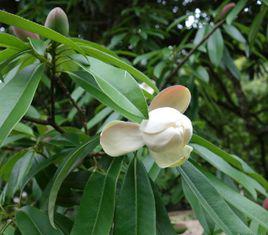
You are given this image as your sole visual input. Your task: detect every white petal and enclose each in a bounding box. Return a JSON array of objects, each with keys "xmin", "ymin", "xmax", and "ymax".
[
  {"xmin": 140, "ymin": 107, "xmax": 180, "ymax": 134},
  {"xmin": 100, "ymin": 121, "xmax": 144, "ymax": 156},
  {"xmin": 150, "ymin": 145, "xmax": 193, "ymax": 168},
  {"xmin": 149, "ymin": 85, "xmax": 191, "ymax": 113}
]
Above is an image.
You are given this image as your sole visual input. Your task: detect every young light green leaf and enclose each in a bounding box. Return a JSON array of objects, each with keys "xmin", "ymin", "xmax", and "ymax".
[
  {"xmin": 178, "ymin": 161, "xmax": 253, "ymax": 235},
  {"xmin": 0, "ymin": 64, "xmax": 44, "ymax": 146},
  {"xmin": 71, "ymin": 158, "xmax": 123, "ymax": 235},
  {"xmin": 207, "ymin": 28, "xmax": 224, "ymax": 66},
  {"xmin": 114, "ymin": 158, "xmax": 156, "ymax": 235},
  {"xmin": 16, "ymin": 206, "xmax": 63, "ymax": 235},
  {"xmin": 48, "ymin": 137, "xmax": 99, "ymax": 228}
]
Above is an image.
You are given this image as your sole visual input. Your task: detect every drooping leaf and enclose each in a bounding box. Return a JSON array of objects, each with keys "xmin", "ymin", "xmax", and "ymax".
[
  {"xmin": 0, "ymin": 64, "xmax": 44, "ymax": 145},
  {"xmin": 114, "ymin": 158, "xmax": 156, "ymax": 235},
  {"xmin": 178, "ymin": 161, "xmax": 253, "ymax": 235},
  {"xmin": 207, "ymin": 28, "xmax": 224, "ymax": 66},
  {"xmin": 48, "ymin": 137, "xmax": 99, "ymax": 227},
  {"xmin": 71, "ymin": 158, "xmax": 123, "ymax": 235},
  {"xmin": 16, "ymin": 206, "xmax": 63, "ymax": 235}
]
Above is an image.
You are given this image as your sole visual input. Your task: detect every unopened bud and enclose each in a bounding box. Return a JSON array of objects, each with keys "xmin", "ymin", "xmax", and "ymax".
[
  {"xmin": 220, "ymin": 3, "xmax": 236, "ymax": 18},
  {"xmin": 10, "ymin": 26, "xmax": 40, "ymax": 41},
  {"xmin": 45, "ymin": 7, "xmax": 69, "ymax": 36},
  {"xmin": 263, "ymin": 198, "xmax": 268, "ymax": 210}
]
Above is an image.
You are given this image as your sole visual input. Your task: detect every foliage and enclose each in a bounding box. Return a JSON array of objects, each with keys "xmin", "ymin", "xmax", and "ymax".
[{"xmin": 0, "ymin": 1, "xmax": 268, "ymax": 234}]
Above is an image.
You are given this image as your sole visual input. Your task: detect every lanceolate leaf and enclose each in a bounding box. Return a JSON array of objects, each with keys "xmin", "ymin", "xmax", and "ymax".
[
  {"xmin": 68, "ymin": 71, "xmax": 144, "ymax": 122},
  {"xmin": 202, "ymin": 170, "xmax": 268, "ymax": 230},
  {"xmin": 150, "ymin": 181, "xmax": 177, "ymax": 235},
  {"xmin": 71, "ymin": 158, "xmax": 123, "ymax": 235},
  {"xmin": 0, "ymin": 33, "xmax": 28, "ymax": 50},
  {"xmin": 226, "ymin": 0, "xmax": 247, "ymax": 25},
  {"xmin": 48, "ymin": 137, "xmax": 99, "ymax": 227},
  {"xmin": 88, "ymin": 57, "xmax": 148, "ymax": 118},
  {"xmin": 207, "ymin": 28, "xmax": 224, "ymax": 66},
  {"xmin": 0, "ymin": 10, "xmax": 83, "ymax": 54},
  {"xmin": 178, "ymin": 161, "xmax": 253, "ymax": 235},
  {"xmin": 16, "ymin": 206, "xmax": 63, "ymax": 235},
  {"xmin": 114, "ymin": 158, "xmax": 156, "ymax": 235},
  {"xmin": 0, "ymin": 64, "xmax": 44, "ymax": 145}
]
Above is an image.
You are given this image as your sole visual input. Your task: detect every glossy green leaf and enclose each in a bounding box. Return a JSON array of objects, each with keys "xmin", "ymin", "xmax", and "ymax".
[
  {"xmin": 71, "ymin": 158, "xmax": 123, "ymax": 235},
  {"xmin": 0, "ymin": 10, "xmax": 83, "ymax": 53},
  {"xmin": 191, "ymin": 134, "xmax": 268, "ymax": 190},
  {"xmin": 203, "ymin": 170, "xmax": 268, "ymax": 230},
  {"xmin": 226, "ymin": 0, "xmax": 247, "ymax": 25},
  {"xmin": 150, "ymin": 182, "xmax": 177, "ymax": 235},
  {"xmin": 0, "ymin": 48, "xmax": 19, "ymax": 64},
  {"xmin": 0, "ymin": 33, "xmax": 28, "ymax": 50},
  {"xmin": 16, "ymin": 206, "xmax": 63, "ymax": 235},
  {"xmin": 114, "ymin": 158, "xmax": 156, "ymax": 235},
  {"xmin": 88, "ymin": 57, "xmax": 148, "ymax": 118},
  {"xmin": 0, "ymin": 64, "xmax": 44, "ymax": 145},
  {"xmin": 87, "ymin": 107, "xmax": 112, "ymax": 129},
  {"xmin": 248, "ymin": 6, "xmax": 268, "ymax": 46},
  {"xmin": 178, "ymin": 161, "xmax": 253, "ymax": 235},
  {"xmin": 80, "ymin": 45, "xmax": 158, "ymax": 92},
  {"xmin": 223, "ymin": 24, "xmax": 246, "ymax": 43},
  {"xmin": 182, "ymin": 179, "xmax": 215, "ymax": 234},
  {"xmin": 68, "ymin": 71, "xmax": 143, "ymax": 122},
  {"xmin": 48, "ymin": 137, "xmax": 99, "ymax": 227},
  {"xmin": 207, "ymin": 28, "xmax": 224, "ymax": 66},
  {"xmin": 193, "ymin": 144, "xmax": 267, "ymax": 198}
]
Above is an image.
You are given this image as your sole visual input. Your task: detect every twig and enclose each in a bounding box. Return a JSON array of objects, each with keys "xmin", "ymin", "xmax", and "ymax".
[
  {"xmin": 56, "ymin": 77, "xmax": 88, "ymax": 134},
  {"xmin": 23, "ymin": 116, "xmax": 64, "ymax": 133},
  {"xmin": 160, "ymin": 19, "xmax": 225, "ymax": 88}
]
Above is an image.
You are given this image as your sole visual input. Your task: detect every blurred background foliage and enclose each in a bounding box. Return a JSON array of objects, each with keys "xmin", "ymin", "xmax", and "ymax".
[{"xmin": 1, "ymin": 0, "xmax": 267, "ymax": 208}]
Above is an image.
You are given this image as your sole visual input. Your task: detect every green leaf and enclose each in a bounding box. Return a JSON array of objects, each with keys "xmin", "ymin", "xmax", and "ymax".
[
  {"xmin": 88, "ymin": 57, "xmax": 148, "ymax": 118},
  {"xmin": 150, "ymin": 182, "xmax": 177, "ymax": 235},
  {"xmin": 0, "ymin": 10, "xmax": 83, "ymax": 54},
  {"xmin": 0, "ymin": 33, "xmax": 28, "ymax": 49},
  {"xmin": 87, "ymin": 107, "xmax": 112, "ymax": 129},
  {"xmin": 0, "ymin": 64, "xmax": 44, "ymax": 145},
  {"xmin": 202, "ymin": 170, "xmax": 268, "ymax": 230},
  {"xmin": 28, "ymin": 38, "xmax": 48, "ymax": 56},
  {"xmin": 191, "ymin": 134, "xmax": 268, "ymax": 190},
  {"xmin": 193, "ymin": 144, "xmax": 267, "ymax": 198},
  {"xmin": 182, "ymin": 179, "xmax": 215, "ymax": 234},
  {"xmin": 71, "ymin": 158, "xmax": 123, "ymax": 235},
  {"xmin": 178, "ymin": 161, "xmax": 253, "ymax": 235},
  {"xmin": 222, "ymin": 47, "xmax": 240, "ymax": 79},
  {"xmin": 48, "ymin": 137, "xmax": 99, "ymax": 227},
  {"xmin": 68, "ymin": 71, "xmax": 143, "ymax": 122},
  {"xmin": 79, "ymin": 45, "xmax": 158, "ymax": 92},
  {"xmin": 114, "ymin": 158, "xmax": 156, "ymax": 235},
  {"xmin": 223, "ymin": 24, "xmax": 246, "ymax": 44},
  {"xmin": 16, "ymin": 206, "xmax": 63, "ymax": 235},
  {"xmin": 248, "ymin": 6, "xmax": 268, "ymax": 46},
  {"xmin": 207, "ymin": 28, "xmax": 224, "ymax": 66},
  {"xmin": 226, "ymin": 0, "xmax": 248, "ymax": 25},
  {"xmin": 0, "ymin": 48, "xmax": 19, "ymax": 64}
]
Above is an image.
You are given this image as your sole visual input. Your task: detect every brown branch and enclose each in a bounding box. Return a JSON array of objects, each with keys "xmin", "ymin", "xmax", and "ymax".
[
  {"xmin": 160, "ymin": 19, "xmax": 225, "ymax": 88},
  {"xmin": 56, "ymin": 77, "xmax": 88, "ymax": 134},
  {"xmin": 23, "ymin": 116, "xmax": 64, "ymax": 133}
]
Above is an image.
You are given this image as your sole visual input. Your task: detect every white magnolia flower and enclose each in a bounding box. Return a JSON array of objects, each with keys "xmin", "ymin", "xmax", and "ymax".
[{"xmin": 100, "ymin": 85, "xmax": 193, "ymax": 168}]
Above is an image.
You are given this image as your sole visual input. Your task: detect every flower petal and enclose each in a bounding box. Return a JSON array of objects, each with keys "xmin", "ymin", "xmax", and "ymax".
[
  {"xmin": 100, "ymin": 121, "xmax": 144, "ymax": 156},
  {"xmin": 149, "ymin": 85, "xmax": 191, "ymax": 113},
  {"xmin": 150, "ymin": 145, "xmax": 193, "ymax": 168}
]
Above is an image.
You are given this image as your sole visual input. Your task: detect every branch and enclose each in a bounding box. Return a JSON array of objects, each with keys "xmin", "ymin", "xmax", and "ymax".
[
  {"xmin": 160, "ymin": 19, "xmax": 225, "ymax": 88},
  {"xmin": 57, "ymin": 77, "xmax": 88, "ymax": 134}
]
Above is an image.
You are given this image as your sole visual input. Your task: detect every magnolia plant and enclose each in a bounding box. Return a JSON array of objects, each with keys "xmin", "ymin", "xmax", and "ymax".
[{"xmin": 0, "ymin": 6, "xmax": 267, "ymax": 235}]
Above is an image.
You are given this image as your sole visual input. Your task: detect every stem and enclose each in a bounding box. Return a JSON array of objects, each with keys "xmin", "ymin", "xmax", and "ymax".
[{"xmin": 160, "ymin": 19, "xmax": 225, "ymax": 88}]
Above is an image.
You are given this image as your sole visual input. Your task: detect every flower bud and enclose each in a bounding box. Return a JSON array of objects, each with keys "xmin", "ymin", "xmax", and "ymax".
[
  {"xmin": 10, "ymin": 26, "xmax": 40, "ymax": 41},
  {"xmin": 220, "ymin": 3, "xmax": 236, "ymax": 18},
  {"xmin": 263, "ymin": 198, "xmax": 268, "ymax": 210},
  {"xmin": 45, "ymin": 7, "xmax": 69, "ymax": 36}
]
